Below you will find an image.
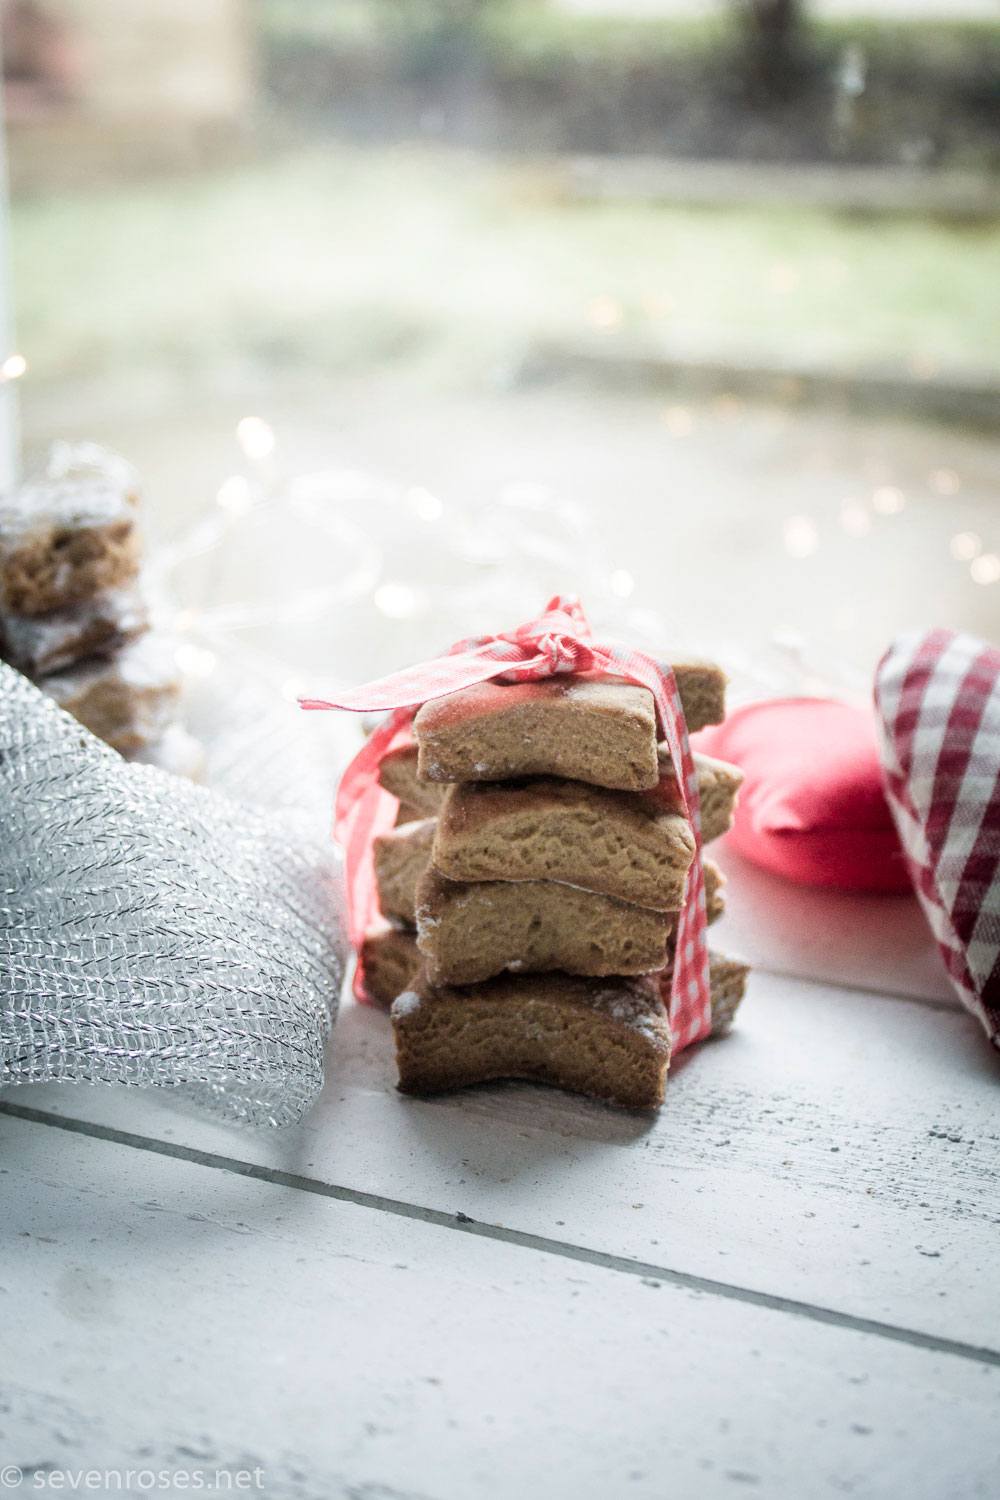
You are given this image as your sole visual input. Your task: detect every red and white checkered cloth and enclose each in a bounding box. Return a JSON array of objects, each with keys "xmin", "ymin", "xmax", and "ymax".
[
  {"xmin": 875, "ymin": 628, "xmax": 1000, "ymax": 1050},
  {"xmin": 301, "ymin": 595, "xmax": 713, "ymax": 1053}
]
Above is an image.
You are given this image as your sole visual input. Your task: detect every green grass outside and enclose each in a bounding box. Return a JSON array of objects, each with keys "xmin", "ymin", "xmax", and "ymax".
[
  {"xmin": 11, "ymin": 144, "xmax": 1000, "ymax": 389},
  {"xmin": 256, "ymin": 0, "xmax": 1000, "ymax": 63}
]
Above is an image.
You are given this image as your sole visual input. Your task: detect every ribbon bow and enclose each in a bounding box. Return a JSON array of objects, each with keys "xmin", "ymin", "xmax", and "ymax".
[{"xmin": 302, "ymin": 595, "xmax": 712, "ymax": 1052}]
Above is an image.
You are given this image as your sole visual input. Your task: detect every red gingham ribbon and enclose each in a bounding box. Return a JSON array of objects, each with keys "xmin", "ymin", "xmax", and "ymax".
[
  {"xmin": 301, "ymin": 595, "xmax": 712, "ymax": 1052},
  {"xmin": 875, "ymin": 628, "xmax": 1000, "ymax": 1050}
]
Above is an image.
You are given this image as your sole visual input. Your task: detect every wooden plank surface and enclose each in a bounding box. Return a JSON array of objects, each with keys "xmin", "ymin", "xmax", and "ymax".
[
  {"xmin": 1, "ymin": 1112, "xmax": 998, "ymax": 1500},
  {"xmin": 6, "ymin": 967, "xmax": 998, "ymax": 1353}
]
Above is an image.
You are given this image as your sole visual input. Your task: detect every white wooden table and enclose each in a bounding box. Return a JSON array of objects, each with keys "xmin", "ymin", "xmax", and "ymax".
[{"xmin": 2, "ymin": 848, "xmax": 998, "ymax": 1499}]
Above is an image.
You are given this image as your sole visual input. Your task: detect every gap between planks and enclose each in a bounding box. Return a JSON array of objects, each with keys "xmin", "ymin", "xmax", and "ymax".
[{"xmin": 2, "ymin": 1096, "xmax": 998, "ymax": 1373}]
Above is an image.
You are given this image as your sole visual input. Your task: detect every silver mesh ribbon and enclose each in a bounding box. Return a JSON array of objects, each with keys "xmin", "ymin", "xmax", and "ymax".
[{"xmin": 0, "ymin": 663, "xmax": 346, "ymax": 1127}]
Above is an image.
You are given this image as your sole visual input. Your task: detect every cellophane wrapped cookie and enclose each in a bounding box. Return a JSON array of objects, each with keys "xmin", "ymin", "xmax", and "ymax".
[{"xmin": 0, "ymin": 443, "xmax": 202, "ymax": 776}]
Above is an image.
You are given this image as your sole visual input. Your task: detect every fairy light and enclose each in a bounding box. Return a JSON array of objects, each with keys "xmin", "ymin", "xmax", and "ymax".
[
  {"xmin": 783, "ymin": 516, "xmax": 819, "ymax": 558},
  {"xmin": 970, "ymin": 553, "xmax": 1000, "ymax": 586},
  {"xmin": 713, "ymin": 393, "xmax": 743, "ymax": 419},
  {"xmin": 768, "ymin": 262, "xmax": 801, "ymax": 294},
  {"xmin": 406, "ymin": 486, "xmax": 443, "ymax": 522},
  {"xmin": 950, "ymin": 532, "xmax": 981, "ymax": 562},
  {"xmin": 872, "ymin": 486, "xmax": 905, "ymax": 515},
  {"xmin": 840, "ymin": 500, "xmax": 871, "ymax": 537},
  {"xmin": 216, "ymin": 475, "xmax": 253, "ymax": 515},
  {"xmin": 236, "ymin": 417, "xmax": 275, "ymax": 462},
  {"xmin": 662, "ymin": 405, "xmax": 694, "ymax": 437},
  {"xmin": 587, "ymin": 296, "xmax": 623, "ymax": 331},
  {"xmin": 908, "ymin": 353, "xmax": 938, "ymax": 381},
  {"xmin": 930, "ymin": 468, "xmax": 961, "ymax": 496},
  {"xmin": 609, "ymin": 568, "xmax": 635, "ymax": 599},
  {"xmin": 174, "ymin": 642, "xmax": 217, "ymax": 678},
  {"xmin": 1, "ymin": 353, "xmax": 27, "ymax": 381},
  {"xmin": 374, "ymin": 582, "xmax": 420, "ymax": 619}
]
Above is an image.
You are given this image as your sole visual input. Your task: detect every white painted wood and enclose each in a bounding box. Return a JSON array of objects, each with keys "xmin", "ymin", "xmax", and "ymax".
[
  {"xmin": 9, "ymin": 968, "xmax": 998, "ymax": 1350},
  {"xmin": 1, "ymin": 1112, "xmax": 997, "ymax": 1500},
  {"xmin": 712, "ymin": 845, "xmax": 956, "ymax": 1006}
]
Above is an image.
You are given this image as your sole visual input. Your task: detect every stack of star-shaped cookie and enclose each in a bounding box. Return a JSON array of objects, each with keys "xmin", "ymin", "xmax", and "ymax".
[
  {"xmin": 363, "ymin": 662, "xmax": 747, "ymax": 1109},
  {"xmin": 0, "ymin": 443, "xmax": 201, "ymax": 775}
]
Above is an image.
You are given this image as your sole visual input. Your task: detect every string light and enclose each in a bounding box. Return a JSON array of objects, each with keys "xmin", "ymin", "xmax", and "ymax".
[
  {"xmin": 930, "ymin": 468, "xmax": 961, "ymax": 496},
  {"xmin": 840, "ymin": 500, "xmax": 871, "ymax": 537},
  {"xmin": 950, "ymin": 532, "xmax": 981, "ymax": 562},
  {"xmin": 216, "ymin": 475, "xmax": 254, "ymax": 515},
  {"xmin": 908, "ymin": 353, "xmax": 938, "ymax": 381},
  {"xmin": 643, "ymin": 293, "xmax": 674, "ymax": 318},
  {"xmin": 783, "ymin": 516, "xmax": 819, "ymax": 558},
  {"xmin": 374, "ymin": 582, "xmax": 421, "ymax": 619},
  {"xmin": 662, "ymin": 405, "xmax": 694, "ymax": 437},
  {"xmin": 768, "ymin": 262, "xmax": 801, "ymax": 294},
  {"xmin": 174, "ymin": 642, "xmax": 217, "ymax": 678},
  {"xmin": 970, "ymin": 553, "xmax": 1000, "ymax": 586},
  {"xmin": 405, "ymin": 486, "xmax": 443, "ymax": 522},
  {"xmin": 712, "ymin": 393, "xmax": 742, "ymax": 419},
  {"xmin": 1, "ymin": 353, "xmax": 26, "ymax": 381},
  {"xmin": 236, "ymin": 417, "xmax": 276, "ymax": 462},
  {"xmin": 587, "ymin": 296, "xmax": 622, "ymax": 331},
  {"xmin": 872, "ymin": 486, "xmax": 905, "ymax": 515}
]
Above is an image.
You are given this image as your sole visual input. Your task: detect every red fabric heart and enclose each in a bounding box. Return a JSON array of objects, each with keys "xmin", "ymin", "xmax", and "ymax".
[
  {"xmin": 875, "ymin": 629, "xmax": 1000, "ymax": 1050},
  {"xmin": 696, "ymin": 697, "xmax": 910, "ymax": 895}
]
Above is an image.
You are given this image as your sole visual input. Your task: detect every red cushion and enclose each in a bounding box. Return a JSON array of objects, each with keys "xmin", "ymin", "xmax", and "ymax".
[{"xmin": 695, "ymin": 697, "xmax": 910, "ymax": 894}]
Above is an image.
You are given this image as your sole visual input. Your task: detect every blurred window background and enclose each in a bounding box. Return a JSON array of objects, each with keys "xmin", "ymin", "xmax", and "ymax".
[{"xmin": 1, "ymin": 0, "xmax": 998, "ymax": 682}]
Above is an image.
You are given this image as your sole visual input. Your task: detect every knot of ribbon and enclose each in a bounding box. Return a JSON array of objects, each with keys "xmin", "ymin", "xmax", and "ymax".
[{"xmin": 301, "ymin": 594, "xmax": 712, "ymax": 1052}]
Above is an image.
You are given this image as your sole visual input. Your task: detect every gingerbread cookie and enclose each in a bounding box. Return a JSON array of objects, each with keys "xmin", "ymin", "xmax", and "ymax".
[
  {"xmin": 704, "ymin": 952, "xmax": 750, "ymax": 1033},
  {"xmin": 414, "ymin": 674, "xmax": 660, "ymax": 791},
  {"xmin": 417, "ymin": 855, "xmax": 728, "ymax": 986},
  {"xmin": 362, "ymin": 924, "xmax": 423, "ymax": 1008},
  {"xmin": 40, "ymin": 633, "xmax": 180, "ymax": 755},
  {"xmin": 654, "ymin": 747, "xmax": 743, "ymax": 844},
  {"xmin": 373, "ymin": 817, "xmax": 437, "ymax": 925},
  {"xmin": 433, "ymin": 777, "xmax": 695, "ymax": 912},
  {"xmin": 0, "ymin": 584, "xmax": 148, "ymax": 676},
  {"xmin": 392, "ymin": 968, "xmax": 671, "ymax": 1109},
  {"xmin": 366, "ymin": 925, "xmax": 745, "ymax": 1036},
  {"xmin": 415, "ymin": 867, "xmax": 672, "ymax": 985},
  {"xmin": 703, "ymin": 857, "xmax": 726, "ymax": 923},
  {"xmin": 0, "ymin": 463, "xmax": 141, "ymax": 616},
  {"xmin": 379, "ymin": 743, "xmax": 446, "ymax": 817}
]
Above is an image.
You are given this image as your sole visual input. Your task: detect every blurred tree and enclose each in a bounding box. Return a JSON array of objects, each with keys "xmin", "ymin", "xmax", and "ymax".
[
  {"xmin": 378, "ymin": 0, "xmax": 499, "ymax": 73},
  {"xmin": 733, "ymin": 0, "xmax": 806, "ymax": 100}
]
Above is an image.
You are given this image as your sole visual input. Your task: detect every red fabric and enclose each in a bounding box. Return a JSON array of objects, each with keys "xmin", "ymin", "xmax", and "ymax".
[
  {"xmin": 695, "ymin": 697, "xmax": 910, "ymax": 895},
  {"xmin": 301, "ymin": 595, "xmax": 713, "ymax": 1054},
  {"xmin": 875, "ymin": 629, "xmax": 1000, "ymax": 1050}
]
